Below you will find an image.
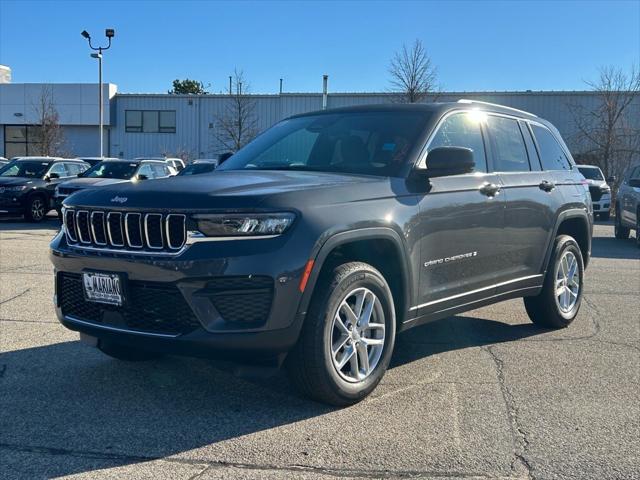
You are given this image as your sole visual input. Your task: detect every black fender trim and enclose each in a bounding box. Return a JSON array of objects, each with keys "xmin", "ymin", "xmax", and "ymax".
[
  {"xmin": 296, "ymin": 227, "xmax": 413, "ymax": 323},
  {"xmin": 543, "ymin": 208, "xmax": 592, "ymax": 272}
]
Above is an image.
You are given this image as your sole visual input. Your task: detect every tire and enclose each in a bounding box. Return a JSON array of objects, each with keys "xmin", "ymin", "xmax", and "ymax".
[
  {"xmin": 614, "ymin": 207, "xmax": 630, "ymax": 239},
  {"xmin": 25, "ymin": 195, "xmax": 47, "ymax": 222},
  {"xmin": 600, "ymin": 212, "xmax": 610, "ymax": 221},
  {"xmin": 98, "ymin": 339, "xmax": 163, "ymax": 361},
  {"xmin": 524, "ymin": 235, "xmax": 584, "ymax": 329},
  {"xmin": 286, "ymin": 261, "xmax": 396, "ymax": 406}
]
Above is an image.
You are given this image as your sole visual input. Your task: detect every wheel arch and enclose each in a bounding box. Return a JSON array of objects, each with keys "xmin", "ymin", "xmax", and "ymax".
[
  {"xmin": 545, "ymin": 210, "xmax": 592, "ymax": 271},
  {"xmin": 297, "ymin": 228, "xmax": 413, "ymax": 327}
]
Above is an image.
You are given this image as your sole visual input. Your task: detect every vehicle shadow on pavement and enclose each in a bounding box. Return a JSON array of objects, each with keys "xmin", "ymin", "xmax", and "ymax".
[
  {"xmin": 590, "ymin": 235, "xmax": 640, "ymax": 259},
  {"xmin": 0, "ymin": 314, "xmax": 547, "ymax": 478},
  {"xmin": 391, "ymin": 315, "xmax": 548, "ymax": 367}
]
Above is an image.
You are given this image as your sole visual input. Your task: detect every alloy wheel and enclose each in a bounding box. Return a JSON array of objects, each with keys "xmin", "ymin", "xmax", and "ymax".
[
  {"xmin": 31, "ymin": 199, "xmax": 45, "ymax": 221},
  {"xmin": 330, "ymin": 287, "xmax": 385, "ymax": 383},
  {"xmin": 555, "ymin": 251, "xmax": 580, "ymax": 313}
]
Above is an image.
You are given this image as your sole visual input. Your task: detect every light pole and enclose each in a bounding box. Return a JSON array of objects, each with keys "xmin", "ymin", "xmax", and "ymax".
[{"xmin": 81, "ymin": 28, "xmax": 114, "ymax": 157}]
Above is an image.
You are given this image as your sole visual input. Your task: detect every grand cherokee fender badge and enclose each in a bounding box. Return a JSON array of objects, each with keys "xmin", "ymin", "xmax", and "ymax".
[
  {"xmin": 110, "ymin": 196, "xmax": 128, "ymax": 204},
  {"xmin": 424, "ymin": 251, "xmax": 477, "ymax": 268}
]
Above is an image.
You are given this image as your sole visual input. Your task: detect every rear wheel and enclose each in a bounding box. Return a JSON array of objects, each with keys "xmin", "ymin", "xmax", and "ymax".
[
  {"xmin": 614, "ymin": 207, "xmax": 630, "ymax": 239},
  {"xmin": 25, "ymin": 195, "xmax": 47, "ymax": 222},
  {"xmin": 286, "ymin": 262, "xmax": 396, "ymax": 406},
  {"xmin": 98, "ymin": 339, "xmax": 162, "ymax": 361},
  {"xmin": 524, "ymin": 235, "xmax": 584, "ymax": 329}
]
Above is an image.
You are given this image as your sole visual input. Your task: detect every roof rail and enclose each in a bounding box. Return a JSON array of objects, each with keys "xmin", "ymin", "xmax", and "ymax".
[{"xmin": 457, "ymin": 99, "xmax": 537, "ymax": 117}]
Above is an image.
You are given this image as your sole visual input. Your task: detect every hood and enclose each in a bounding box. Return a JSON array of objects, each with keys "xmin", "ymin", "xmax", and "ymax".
[
  {"xmin": 59, "ymin": 177, "xmax": 129, "ymax": 189},
  {"xmin": 64, "ymin": 170, "xmax": 383, "ymax": 210},
  {"xmin": 0, "ymin": 177, "xmax": 40, "ymax": 187}
]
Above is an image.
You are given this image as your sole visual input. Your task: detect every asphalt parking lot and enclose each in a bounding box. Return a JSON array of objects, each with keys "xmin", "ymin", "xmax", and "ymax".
[{"xmin": 0, "ymin": 217, "xmax": 638, "ymax": 480}]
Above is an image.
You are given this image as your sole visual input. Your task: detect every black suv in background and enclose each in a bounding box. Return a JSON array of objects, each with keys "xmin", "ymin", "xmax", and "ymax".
[
  {"xmin": 0, "ymin": 157, "xmax": 89, "ymax": 221},
  {"xmin": 51, "ymin": 102, "xmax": 592, "ymax": 405},
  {"xmin": 614, "ymin": 162, "xmax": 640, "ymax": 247}
]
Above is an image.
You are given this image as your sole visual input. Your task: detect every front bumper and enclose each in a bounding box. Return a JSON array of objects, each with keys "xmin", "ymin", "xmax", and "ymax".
[
  {"xmin": 591, "ymin": 194, "xmax": 611, "ymax": 213},
  {"xmin": 0, "ymin": 193, "xmax": 28, "ymax": 214},
  {"xmin": 50, "ymin": 230, "xmax": 311, "ymax": 356}
]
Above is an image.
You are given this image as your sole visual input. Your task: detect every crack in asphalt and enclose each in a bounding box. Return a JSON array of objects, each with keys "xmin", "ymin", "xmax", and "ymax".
[
  {"xmin": 0, "ymin": 288, "xmax": 31, "ymax": 306},
  {"xmin": 484, "ymin": 346, "xmax": 534, "ymax": 480},
  {"xmin": 0, "ymin": 442, "xmax": 524, "ymax": 479}
]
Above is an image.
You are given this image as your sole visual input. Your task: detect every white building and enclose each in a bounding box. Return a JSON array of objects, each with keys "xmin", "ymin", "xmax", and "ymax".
[{"xmin": 1, "ymin": 82, "xmax": 638, "ymax": 161}]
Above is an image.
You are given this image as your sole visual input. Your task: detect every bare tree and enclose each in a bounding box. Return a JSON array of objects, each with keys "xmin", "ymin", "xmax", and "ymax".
[
  {"xmin": 569, "ymin": 66, "xmax": 640, "ymax": 181},
  {"xmin": 214, "ymin": 70, "xmax": 258, "ymax": 152},
  {"xmin": 33, "ymin": 86, "xmax": 66, "ymax": 156},
  {"xmin": 388, "ymin": 39, "xmax": 439, "ymax": 103}
]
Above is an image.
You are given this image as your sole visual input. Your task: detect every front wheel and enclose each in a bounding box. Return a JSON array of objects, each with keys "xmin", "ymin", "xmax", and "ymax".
[
  {"xmin": 25, "ymin": 196, "xmax": 47, "ymax": 222},
  {"xmin": 286, "ymin": 262, "xmax": 396, "ymax": 406},
  {"xmin": 524, "ymin": 235, "xmax": 584, "ymax": 329}
]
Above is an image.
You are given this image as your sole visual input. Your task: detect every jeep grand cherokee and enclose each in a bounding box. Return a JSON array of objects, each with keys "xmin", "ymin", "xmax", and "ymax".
[{"xmin": 50, "ymin": 101, "xmax": 592, "ymax": 405}]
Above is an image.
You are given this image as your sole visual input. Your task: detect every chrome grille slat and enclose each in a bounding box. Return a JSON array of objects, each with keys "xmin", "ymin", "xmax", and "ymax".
[
  {"xmin": 64, "ymin": 209, "xmax": 78, "ymax": 242},
  {"xmin": 166, "ymin": 214, "xmax": 186, "ymax": 250},
  {"xmin": 76, "ymin": 210, "xmax": 91, "ymax": 244},
  {"xmin": 106, "ymin": 212, "xmax": 124, "ymax": 247},
  {"xmin": 125, "ymin": 213, "xmax": 143, "ymax": 248},
  {"xmin": 144, "ymin": 213, "xmax": 164, "ymax": 249},
  {"xmin": 63, "ymin": 208, "xmax": 187, "ymax": 255},
  {"xmin": 90, "ymin": 211, "xmax": 107, "ymax": 246}
]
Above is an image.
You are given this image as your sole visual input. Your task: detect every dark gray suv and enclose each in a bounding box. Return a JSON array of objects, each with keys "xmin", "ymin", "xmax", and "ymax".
[{"xmin": 50, "ymin": 101, "xmax": 592, "ymax": 405}]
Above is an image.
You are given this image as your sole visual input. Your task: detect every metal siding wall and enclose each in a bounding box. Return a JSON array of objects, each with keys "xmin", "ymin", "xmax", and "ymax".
[{"xmin": 112, "ymin": 92, "xmax": 640, "ymax": 159}]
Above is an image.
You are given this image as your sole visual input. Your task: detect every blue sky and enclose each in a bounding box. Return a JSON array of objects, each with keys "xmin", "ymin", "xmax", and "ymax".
[{"xmin": 0, "ymin": 0, "xmax": 638, "ymax": 94}]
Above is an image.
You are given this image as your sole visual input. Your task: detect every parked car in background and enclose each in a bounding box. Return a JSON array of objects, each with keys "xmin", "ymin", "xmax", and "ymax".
[
  {"xmin": 52, "ymin": 102, "xmax": 592, "ymax": 405},
  {"xmin": 54, "ymin": 158, "xmax": 176, "ymax": 214},
  {"xmin": 177, "ymin": 159, "xmax": 218, "ymax": 176},
  {"xmin": 135, "ymin": 157, "xmax": 184, "ymax": 173},
  {"xmin": 614, "ymin": 162, "xmax": 640, "ymax": 248},
  {"xmin": 577, "ymin": 165, "xmax": 612, "ymax": 220},
  {"xmin": 0, "ymin": 157, "xmax": 89, "ymax": 221},
  {"xmin": 76, "ymin": 157, "xmax": 120, "ymax": 167}
]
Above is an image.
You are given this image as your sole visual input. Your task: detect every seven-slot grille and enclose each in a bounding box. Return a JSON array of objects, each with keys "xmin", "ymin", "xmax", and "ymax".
[{"xmin": 64, "ymin": 208, "xmax": 186, "ymax": 253}]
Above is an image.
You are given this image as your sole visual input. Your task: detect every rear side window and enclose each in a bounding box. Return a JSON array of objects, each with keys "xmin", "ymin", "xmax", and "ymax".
[
  {"xmin": 519, "ymin": 122, "xmax": 542, "ymax": 171},
  {"xmin": 531, "ymin": 125, "xmax": 571, "ymax": 171},
  {"xmin": 486, "ymin": 116, "xmax": 530, "ymax": 172},
  {"xmin": 428, "ymin": 112, "xmax": 487, "ymax": 172}
]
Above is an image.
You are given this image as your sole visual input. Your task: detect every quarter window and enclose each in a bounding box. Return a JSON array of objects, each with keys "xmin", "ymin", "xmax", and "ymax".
[
  {"xmin": 125, "ymin": 111, "xmax": 176, "ymax": 133},
  {"xmin": 428, "ymin": 112, "xmax": 487, "ymax": 172},
  {"xmin": 486, "ymin": 116, "xmax": 530, "ymax": 172},
  {"xmin": 531, "ymin": 125, "xmax": 571, "ymax": 171}
]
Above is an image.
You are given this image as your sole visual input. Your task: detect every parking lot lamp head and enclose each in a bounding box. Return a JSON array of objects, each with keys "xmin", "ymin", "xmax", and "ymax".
[{"xmin": 81, "ymin": 30, "xmax": 90, "ymax": 40}]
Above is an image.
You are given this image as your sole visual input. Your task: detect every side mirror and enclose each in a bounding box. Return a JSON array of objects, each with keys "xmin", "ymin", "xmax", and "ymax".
[
  {"xmin": 77, "ymin": 173, "xmax": 84, "ymax": 177},
  {"xmin": 218, "ymin": 152, "xmax": 233, "ymax": 164},
  {"xmin": 135, "ymin": 174, "xmax": 149, "ymax": 181},
  {"xmin": 422, "ymin": 147, "xmax": 475, "ymax": 178},
  {"xmin": 606, "ymin": 176, "xmax": 616, "ymax": 184},
  {"xmin": 629, "ymin": 178, "xmax": 640, "ymax": 188},
  {"xmin": 48, "ymin": 172, "xmax": 60, "ymax": 179}
]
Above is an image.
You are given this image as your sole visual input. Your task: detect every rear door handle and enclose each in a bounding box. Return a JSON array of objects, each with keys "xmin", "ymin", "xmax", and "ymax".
[
  {"xmin": 480, "ymin": 183, "xmax": 501, "ymax": 197},
  {"xmin": 539, "ymin": 180, "xmax": 556, "ymax": 192}
]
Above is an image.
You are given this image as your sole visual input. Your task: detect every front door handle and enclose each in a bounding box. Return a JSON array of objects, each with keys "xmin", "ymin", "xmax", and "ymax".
[
  {"xmin": 480, "ymin": 183, "xmax": 501, "ymax": 197},
  {"xmin": 539, "ymin": 180, "xmax": 556, "ymax": 192}
]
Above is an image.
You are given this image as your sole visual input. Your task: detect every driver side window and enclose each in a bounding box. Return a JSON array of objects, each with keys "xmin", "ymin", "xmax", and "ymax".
[
  {"xmin": 428, "ymin": 112, "xmax": 487, "ymax": 172},
  {"xmin": 136, "ymin": 164, "xmax": 155, "ymax": 178}
]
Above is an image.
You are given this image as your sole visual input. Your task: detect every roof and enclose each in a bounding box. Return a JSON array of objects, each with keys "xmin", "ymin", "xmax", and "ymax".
[
  {"xmin": 13, "ymin": 156, "xmax": 85, "ymax": 162},
  {"xmin": 289, "ymin": 101, "xmax": 538, "ymax": 120}
]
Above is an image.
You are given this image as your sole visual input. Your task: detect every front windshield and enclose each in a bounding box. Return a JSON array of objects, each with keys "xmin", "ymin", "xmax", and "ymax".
[
  {"xmin": 82, "ymin": 162, "xmax": 139, "ymax": 179},
  {"xmin": 218, "ymin": 111, "xmax": 430, "ymax": 177},
  {"xmin": 578, "ymin": 167, "xmax": 604, "ymax": 181},
  {"xmin": 178, "ymin": 163, "xmax": 217, "ymax": 176},
  {"xmin": 0, "ymin": 160, "xmax": 50, "ymax": 178}
]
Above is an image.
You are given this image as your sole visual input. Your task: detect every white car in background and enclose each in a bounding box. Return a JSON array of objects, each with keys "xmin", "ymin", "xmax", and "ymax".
[
  {"xmin": 577, "ymin": 165, "xmax": 612, "ymax": 220},
  {"xmin": 135, "ymin": 157, "xmax": 184, "ymax": 173}
]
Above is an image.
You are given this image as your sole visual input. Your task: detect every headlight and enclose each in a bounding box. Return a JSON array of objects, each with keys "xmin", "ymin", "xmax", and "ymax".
[
  {"xmin": 192, "ymin": 212, "xmax": 295, "ymax": 237},
  {"xmin": 4, "ymin": 185, "xmax": 27, "ymax": 192}
]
